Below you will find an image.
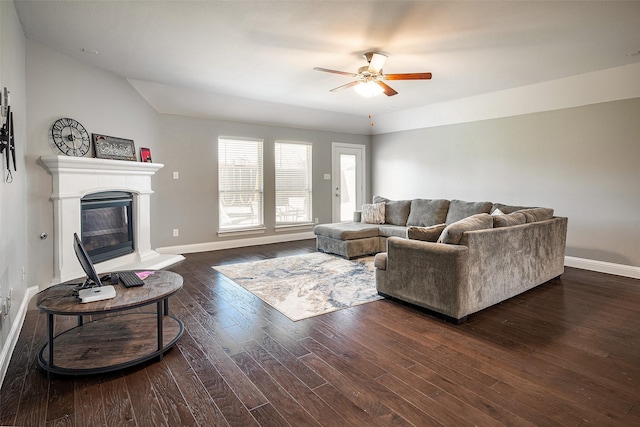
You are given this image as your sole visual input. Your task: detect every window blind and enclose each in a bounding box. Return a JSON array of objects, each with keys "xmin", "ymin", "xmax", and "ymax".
[
  {"xmin": 275, "ymin": 141, "xmax": 312, "ymax": 224},
  {"xmin": 218, "ymin": 138, "xmax": 263, "ymax": 229}
]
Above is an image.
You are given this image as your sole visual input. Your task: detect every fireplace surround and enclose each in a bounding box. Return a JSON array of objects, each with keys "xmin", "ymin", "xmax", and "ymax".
[{"xmin": 41, "ymin": 155, "xmax": 184, "ymax": 285}]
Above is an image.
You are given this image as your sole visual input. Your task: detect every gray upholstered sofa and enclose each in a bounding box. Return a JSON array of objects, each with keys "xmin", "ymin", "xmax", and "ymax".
[{"xmin": 314, "ymin": 197, "xmax": 568, "ymax": 323}]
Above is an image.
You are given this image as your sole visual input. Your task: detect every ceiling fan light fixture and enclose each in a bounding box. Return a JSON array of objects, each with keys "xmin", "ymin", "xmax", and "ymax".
[{"xmin": 354, "ymin": 81, "xmax": 384, "ymax": 97}]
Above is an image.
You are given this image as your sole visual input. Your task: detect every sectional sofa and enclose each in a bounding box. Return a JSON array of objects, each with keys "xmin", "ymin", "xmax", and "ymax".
[{"xmin": 313, "ymin": 197, "xmax": 568, "ymax": 323}]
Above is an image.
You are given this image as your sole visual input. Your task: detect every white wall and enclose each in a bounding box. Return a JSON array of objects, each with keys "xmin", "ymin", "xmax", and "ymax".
[
  {"xmin": 0, "ymin": 0, "xmax": 28, "ymax": 385},
  {"xmin": 372, "ymin": 97, "xmax": 640, "ymax": 268},
  {"xmin": 25, "ymin": 39, "xmax": 160, "ymax": 289}
]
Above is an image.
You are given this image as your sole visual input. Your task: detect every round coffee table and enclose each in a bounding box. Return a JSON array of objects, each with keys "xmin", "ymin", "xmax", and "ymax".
[{"xmin": 36, "ymin": 270, "xmax": 183, "ymax": 376}]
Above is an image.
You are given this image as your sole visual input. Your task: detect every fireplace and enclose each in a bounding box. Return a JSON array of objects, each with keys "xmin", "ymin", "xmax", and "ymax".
[
  {"xmin": 41, "ymin": 155, "xmax": 184, "ymax": 286},
  {"xmin": 81, "ymin": 191, "xmax": 135, "ymax": 263}
]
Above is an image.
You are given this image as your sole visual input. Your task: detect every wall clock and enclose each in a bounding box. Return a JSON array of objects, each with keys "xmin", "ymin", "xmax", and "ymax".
[{"xmin": 50, "ymin": 118, "xmax": 91, "ymax": 157}]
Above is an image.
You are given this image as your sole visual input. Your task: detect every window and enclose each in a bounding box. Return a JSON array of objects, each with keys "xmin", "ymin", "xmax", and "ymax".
[
  {"xmin": 218, "ymin": 137, "xmax": 263, "ymax": 230},
  {"xmin": 275, "ymin": 141, "xmax": 312, "ymax": 225}
]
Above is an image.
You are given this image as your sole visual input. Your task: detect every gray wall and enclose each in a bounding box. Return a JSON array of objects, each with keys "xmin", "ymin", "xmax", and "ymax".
[
  {"xmin": 372, "ymin": 97, "xmax": 640, "ymax": 267},
  {"xmin": 0, "ymin": 0, "xmax": 27, "ymax": 366},
  {"xmin": 25, "ymin": 39, "xmax": 160, "ymax": 288},
  {"xmin": 151, "ymin": 113, "xmax": 369, "ymax": 248}
]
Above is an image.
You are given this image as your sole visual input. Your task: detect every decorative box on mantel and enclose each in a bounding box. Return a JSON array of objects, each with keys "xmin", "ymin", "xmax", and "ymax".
[{"xmin": 41, "ymin": 155, "xmax": 184, "ymax": 286}]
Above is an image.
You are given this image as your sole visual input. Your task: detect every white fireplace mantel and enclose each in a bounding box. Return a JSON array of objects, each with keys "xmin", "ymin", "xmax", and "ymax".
[{"xmin": 41, "ymin": 155, "xmax": 184, "ymax": 285}]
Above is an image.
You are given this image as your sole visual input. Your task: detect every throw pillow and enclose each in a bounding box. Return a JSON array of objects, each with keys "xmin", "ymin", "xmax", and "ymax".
[
  {"xmin": 491, "ymin": 208, "xmax": 505, "ymax": 216},
  {"xmin": 407, "ymin": 223, "xmax": 447, "ymax": 242},
  {"xmin": 445, "ymin": 199, "xmax": 493, "ymax": 224},
  {"xmin": 361, "ymin": 202, "xmax": 385, "ymax": 224},
  {"xmin": 492, "ymin": 212, "xmax": 527, "ymax": 228},
  {"xmin": 438, "ymin": 213, "xmax": 493, "ymax": 245},
  {"xmin": 406, "ymin": 199, "xmax": 450, "ymax": 227}
]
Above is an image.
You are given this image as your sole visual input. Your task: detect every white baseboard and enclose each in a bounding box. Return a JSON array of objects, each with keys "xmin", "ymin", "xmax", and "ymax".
[
  {"xmin": 565, "ymin": 256, "xmax": 640, "ymax": 279},
  {"xmin": 0, "ymin": 285, "xmax": 39, "ymax": 389},
  {"xmin": 156, "ymin": 231, "xmax": 315, "ymax": 255}
]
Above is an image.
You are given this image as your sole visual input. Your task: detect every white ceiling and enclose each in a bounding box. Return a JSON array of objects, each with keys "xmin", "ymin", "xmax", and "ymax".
[{"xmin": 14, "ymin": 1, "xmax": 640, "ymax": 134}]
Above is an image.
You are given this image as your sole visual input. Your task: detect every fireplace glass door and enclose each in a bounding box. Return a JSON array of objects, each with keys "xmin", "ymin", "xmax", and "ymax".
[{"xmin": 81, "ymin": 191, "xmax": 134, "ymax": 263}]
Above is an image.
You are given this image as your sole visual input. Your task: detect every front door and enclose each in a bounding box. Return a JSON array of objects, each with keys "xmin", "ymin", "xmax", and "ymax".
[{"xmin": 331, "ymin": 143, "xmax": 366, "ymax": 222}]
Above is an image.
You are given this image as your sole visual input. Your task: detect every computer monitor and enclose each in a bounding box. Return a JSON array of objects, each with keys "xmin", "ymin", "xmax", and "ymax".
[{"xmin": 73, "ymin": 232, "xmax": 102, "ymax": 289}]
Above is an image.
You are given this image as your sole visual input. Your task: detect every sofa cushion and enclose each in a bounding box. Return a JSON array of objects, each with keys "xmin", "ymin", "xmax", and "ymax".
[
  {"xmin": 378, "ymin": 224, "xmax": 409, "ymax": 238},
  {"xmin": 373, "ymin": 196, "xmax": 411, "ymax": 226},
  {"xmin": 361, "ymin": 202, "xmax": 385, "ymax": 224},
  {"xmin": 446, "ymin": 200, "xmax": 493, "ymax": 224},
  {"xmin": 491, "ymin": 202, "xmax": 535, "ymax": 214},
  {"xmin": 406, "ymin": 199, "xmax": 450, "ymax": 227},
  {"xmin": 407, "ymin": 223, "xmax": 447, "ymax": 242},
  {"xmin": 438, "ymin": 213, "xmax": 493, "ymax": 245},
  {"xmin": 492, "ymin": 212, "xmax": 527, "ymax": 228},
  {"xmin": 515, "ymin": 207, "xmax": 554, "ymax": 223},
  {"xmin": 313, "ymin": 222, "xmax": 380, "ymax": 240}
]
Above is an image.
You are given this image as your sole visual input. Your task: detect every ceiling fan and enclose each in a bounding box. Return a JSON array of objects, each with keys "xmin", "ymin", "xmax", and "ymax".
[{"xmin": 314, "ymin": 52, "xmax": 432, "ymax": 97}]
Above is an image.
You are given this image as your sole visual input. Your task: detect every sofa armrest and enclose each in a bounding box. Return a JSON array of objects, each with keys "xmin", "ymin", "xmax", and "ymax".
[
  {"xmin": 374, "ymin": 252, "xmax": 387, "ymax": 270},
  {"xmin": 377, "ymin": 237, "xmax": 470, "ymax": 319}
]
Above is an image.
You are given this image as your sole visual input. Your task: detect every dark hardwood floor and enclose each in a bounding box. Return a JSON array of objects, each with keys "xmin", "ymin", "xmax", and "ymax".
[{"xmin": 1, "ymin": 239, "xmax": 639, "ymax": 426}]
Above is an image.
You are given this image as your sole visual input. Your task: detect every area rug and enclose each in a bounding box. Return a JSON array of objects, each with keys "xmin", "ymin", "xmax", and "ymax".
[{"xmin": 212, "ymin": 252, "xmax": 381, "ymax": 321}]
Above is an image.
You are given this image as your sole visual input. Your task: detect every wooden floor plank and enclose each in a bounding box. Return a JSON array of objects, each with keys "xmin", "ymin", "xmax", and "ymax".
[
  {"xmin": 255, "ymin": 328, "xmax": 325, "ymax": 389},
  {"xmin": 171, "ymin": 290, "xmax": 269, "ymax": 410},
  {"xmin": 45, "ymin": 377, "xmax": 75, "ymax": 425},
  {"xmin": 176, "ymin": 330, "xmax": 259, "ymax": 427},
  {"xmin": 73, "ymin": 376, "xmax": 106, "ymax": 427},
  {"xmin": 230, "ymin": 350, "xmax": 322, "ymax": 426},
  {"xmin": 142, "ymin": 357, "xmax": 198, "ymax": 426},
  {"xmin": 99, "ymin": 373, "xmax": 136, "ymax": 426},
  {"xmin": 240, "ymin": 339, "xmax": 348, "ymax": 427},
  {"xmin": 161, "ymin": 345, "xmax": 229, "ymax": 426},
  {"xmin": 1, "ymin": 239, "xmax": 639, "ymax": 426},
  {"xmin": 300, "ymin": 351, "xmax": 419, "ymax": 427},
  {"xmin": 124, "ymin": 366, "xmax": 168, "ymax": 427}
]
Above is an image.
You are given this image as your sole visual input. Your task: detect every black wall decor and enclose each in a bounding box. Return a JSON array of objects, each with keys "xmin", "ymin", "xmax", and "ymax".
[{"xmin": 0, "ymin": 87, "xmax": 16, "ymax": 183}]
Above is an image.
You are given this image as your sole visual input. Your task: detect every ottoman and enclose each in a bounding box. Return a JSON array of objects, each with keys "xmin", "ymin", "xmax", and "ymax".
[{"xmin": 313, "ymin": 222, "xmax": 382, "ymax": 259}]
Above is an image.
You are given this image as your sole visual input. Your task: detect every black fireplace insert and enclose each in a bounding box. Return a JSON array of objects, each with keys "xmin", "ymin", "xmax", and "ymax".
[{"xmin": 81, "ymin": 191, "xmax": 134, "ymax": 263}]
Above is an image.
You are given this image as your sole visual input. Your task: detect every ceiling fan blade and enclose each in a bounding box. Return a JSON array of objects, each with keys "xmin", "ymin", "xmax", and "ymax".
[
  {"xmin": 384, "ymin": 72, "xmax": 432, "ymax": 80},
  {"xmin": 367, "ymin": 53, "xmax": 387, "ymax": 74},
  {"xmin": 313, "ymin": 67, "xmax": 358, "ymax": 77},
  {"xmin": 377, "ymin": 81, "xmax": 398, "ymax": 96},
  {"xmin": 330, "ymin": 81, "xmax": 360, "ymax": 92}
]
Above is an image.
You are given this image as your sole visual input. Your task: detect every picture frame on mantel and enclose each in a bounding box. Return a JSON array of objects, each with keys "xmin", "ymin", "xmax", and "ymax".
[
  {"xmin": 140, "ymin": 147, "xmax": 152, "ymax": 163},
  {"xmin": 92, "ymin": 134, "xmax": 137, "ymax": 161}
]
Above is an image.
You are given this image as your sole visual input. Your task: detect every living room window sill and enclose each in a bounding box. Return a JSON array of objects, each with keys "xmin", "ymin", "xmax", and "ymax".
[
  {"xmin": 275, "ymin": 223, "xmax": 315, "ymax": 232},
  {"xmin": 217, "ymin": 227, "xmax": 267, "ymax": 238}
]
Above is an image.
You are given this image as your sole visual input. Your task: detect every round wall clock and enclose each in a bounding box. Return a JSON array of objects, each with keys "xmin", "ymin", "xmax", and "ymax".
[{"xmin": 50, "ymin": 118, "xmax": 91, "ymax": 157}]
